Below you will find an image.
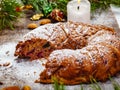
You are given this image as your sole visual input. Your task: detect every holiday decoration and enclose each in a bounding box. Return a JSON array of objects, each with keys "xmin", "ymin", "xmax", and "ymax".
[
  {"xmin": 67, "ymin": 0, "xmax": 90, "ymax": 23},
  {"xmin": 49, "ymin": 9, "xmax": 64, "ymax": 22},
  {"xmin": 0, "ymin": 0, "xmax": 22, "ymax": 30}
]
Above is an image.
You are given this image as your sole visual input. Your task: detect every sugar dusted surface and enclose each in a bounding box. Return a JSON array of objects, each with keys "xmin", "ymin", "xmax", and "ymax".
[
  {"xmin": 88, "ymin": 30, "xmax": 115, "ymax": 43},
  {"xmin": 24, "ymin": 23, "xmax": 65, "ymax": 41},
  {"xmin": 24, "ymin": 24, "xmax": 55, "ymax": 41},
  {"xmin": 48, "ymin": 49, "xmax": 77, "ymax": 62}
]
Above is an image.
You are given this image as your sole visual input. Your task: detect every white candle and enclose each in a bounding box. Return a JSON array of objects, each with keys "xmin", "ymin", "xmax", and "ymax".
[{"xmin": 67, "ymin": 0, "xmax": 91, "ymax": 23}]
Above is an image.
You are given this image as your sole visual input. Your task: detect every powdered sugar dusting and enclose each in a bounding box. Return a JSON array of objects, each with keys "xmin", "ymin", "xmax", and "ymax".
[{"xmin": 49, "ymin": 49, "xmax": 76, "ymax": 62}]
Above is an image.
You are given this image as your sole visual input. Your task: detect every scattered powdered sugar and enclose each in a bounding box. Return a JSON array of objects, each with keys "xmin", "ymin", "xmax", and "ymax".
[
  {"xmin": 0, "ymin": 42, "xmax": 46, "ymax": 89},
  {"xmin": 0, "ymin": 42, "xmax": 16, "ymax": 58}
]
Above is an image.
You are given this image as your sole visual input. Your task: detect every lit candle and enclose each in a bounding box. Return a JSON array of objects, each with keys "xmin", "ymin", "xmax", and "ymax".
[{"xmin": 67, "ymin": 0, "xmax": 91, "ymax": 23}]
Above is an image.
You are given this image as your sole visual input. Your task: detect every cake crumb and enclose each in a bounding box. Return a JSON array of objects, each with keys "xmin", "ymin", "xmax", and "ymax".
[
  {"xmin": 6, "ymin": 51, "xmax": 9, "ymax": 54},
  {"xmin": 3, "ymin": 62, "xmax": 10, "ymax": 67},
  {"xmin": 0, "ymin": 81, "xmax": 3, "ymax": 85}
]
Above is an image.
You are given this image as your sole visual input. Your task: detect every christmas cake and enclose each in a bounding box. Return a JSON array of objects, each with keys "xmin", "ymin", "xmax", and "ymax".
[{"xmin": 14, "ymin": 21, "xmax": 120, "ymax": 84}]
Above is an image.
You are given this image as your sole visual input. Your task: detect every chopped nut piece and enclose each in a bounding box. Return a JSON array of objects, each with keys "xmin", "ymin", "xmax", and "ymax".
[
  {"xmin": 39, "ymin": 19, "xmax": 51, "ymax": 25},
  {"xmin": 27, "ymin": 23, "xmax": 38, "ymax": 29}
]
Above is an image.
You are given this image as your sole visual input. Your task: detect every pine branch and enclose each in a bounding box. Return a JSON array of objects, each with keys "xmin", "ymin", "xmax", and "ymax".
[
  {"xmin": 109, "ymin": 77, "xmax": 120, "ymax": 90},
  {"xmin": 0, "ymin": 0, "xmax": 22, "ymax": 30},
  {"xmin": 90, "ymin": 77, "xmax": 102, "ymax": 90},
  {"xmin": 89, "ymin": 0, "xmax": 120, "ymax": 11},
  {"xmin": 52, "ymin": 77, "xmax": 65, "ymax": 90}
]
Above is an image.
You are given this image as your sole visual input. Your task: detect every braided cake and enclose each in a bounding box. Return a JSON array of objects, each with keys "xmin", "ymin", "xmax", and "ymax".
[{"xmin": 14, "ymin": 22, "xmax": 120, "ymax": 84}]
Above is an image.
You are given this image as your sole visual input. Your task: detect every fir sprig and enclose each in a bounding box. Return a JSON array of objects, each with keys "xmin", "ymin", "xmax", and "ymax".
[
  {"xmin": 21, "ymin": 0, "xmax": 120, "ymax": 16},
  {"xmin": 109, "ymin": 77, "xmax": 120, "ymax": 90},
  {"xmin": 80, "ymin": 84, "xmax": 84, "ymax": 90},
  {"xmin": 90, "ymin": 77, "xmax": 102, "ymax": 90},
  {"xmin": 51, "ymin": 76, "xmax": 120, "ymax": 90},
  {"xmin": 52, "ymin": 77, "xmax": 65, "ymax": 90},
  {"xmin": 21, "ymin": 0, "xmax": 53, "ymax": 16},
  {"xmin": 89, "ymin": 0, "xmax": 120, "ymax": 11},
  {"xmin": 21, "ymin": 0, "xmax": 71, "ymax": 17},
  {"xmin": 0, "ymin": 0, "xmax": 22, "ymax": 30}
]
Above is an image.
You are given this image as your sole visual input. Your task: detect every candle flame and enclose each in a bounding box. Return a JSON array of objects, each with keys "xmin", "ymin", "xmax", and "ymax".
[{"xmin": 78, "ymin": 0, "xmax": 81, "ymax": 4}]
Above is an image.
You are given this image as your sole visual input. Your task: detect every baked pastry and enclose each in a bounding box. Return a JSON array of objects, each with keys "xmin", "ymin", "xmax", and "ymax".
[
  {"xmin": 14, "ymin": 21, "xmax": 120, "ymax": 84},
  {"xmin": 15, "ymin": 22, "xmax": 87, "ymax": 60},
  {"xmin": 15, "ymin": 23, "xmax": 68, "ymax": 60},
  {"xmin": 38, "ymin": 41, "xmax": 120, "ymax": 84},
  {"xmin": 14, "ymin": 22, "xmax": 114, "ymax": 60},
  {"xmin": 38, "ymin": 32, "xmax": 120, "ymax": 84}
]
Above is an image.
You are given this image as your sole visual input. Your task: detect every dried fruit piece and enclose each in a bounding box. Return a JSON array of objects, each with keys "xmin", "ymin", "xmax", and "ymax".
[{"xmin": 42, "ymin": 42, "xmax": 50, "ymax": 48}]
